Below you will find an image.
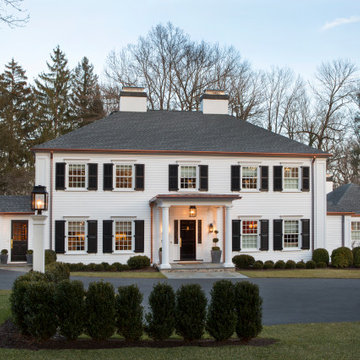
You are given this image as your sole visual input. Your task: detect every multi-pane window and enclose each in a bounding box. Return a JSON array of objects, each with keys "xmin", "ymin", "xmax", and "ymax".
[
  {"xmin": 68, "ymin": 221, "xmax": 85, "ymax": 251},
  {"xmin": 180, "ymin": 166, "xmax": 197, "ymax": 189},
  {"xmin": 68, "ymin": 164, "xmax": 86, "ymax": 188},
  {"xmin": 284, "ymin": 167, "xmax": 299, "ymax": 190},
  {"xmin": 242, "ymin": 220, "xmax": 258, "ymax": 249},
  {"xmin": 242, "ymin": 166, "xmax": 258, "ymax": 189},
  {"xmin": 115, "ymin": 165, "xmax": 133, "ymax": 189},
  {"xmin": 351, "ymin": 222, "xmax": 360, "ymax": 247},
  {"xmin": 283, "ymin": 220, "xmax": 299, "ymax": 248},
  {"xmin": 115, "ymin": 221, "xmax": 132, "ymax": 251}
]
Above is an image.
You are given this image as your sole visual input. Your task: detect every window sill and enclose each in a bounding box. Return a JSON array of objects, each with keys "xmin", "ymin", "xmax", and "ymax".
[
  {"xmin": 113, "ymin": 251, "xmax": 135, "ymax": 254},
  {"xmin": 112, "ymin": 189, "xmax": 135, "ymax": 192},
  {"xmin": 65, "ymin": 189, "xmax": 88, "ymax": 192},
  {"xmin": 282, "ymin": 248, "xmax": 304, "ymax": 252},
  {"xmin": 64, "ymin": 251, "xmax": 88, "ymax": 255},
  {"xmin": 282, "ymin": 190, "xmax": 302, "ymax": 193},
  {"xmin": 240, "ymin": 249, "xmax": 259, "ymax": 252},
  {"xmin": 240, "ymin": 190, "xmax": 261, "ymax": 193}
]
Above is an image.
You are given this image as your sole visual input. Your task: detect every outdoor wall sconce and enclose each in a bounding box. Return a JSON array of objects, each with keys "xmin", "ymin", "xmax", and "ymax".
[
  {"xmin": 209, "ymin": 223, "xmax": 214, "ymax": 233},
  {"xmin": 189, "ymin": 206, "xmax": 197, "ymax": 217},
  {"xmin": 31, "ymin": 185, "xmax": 48, "ymax": 215}
]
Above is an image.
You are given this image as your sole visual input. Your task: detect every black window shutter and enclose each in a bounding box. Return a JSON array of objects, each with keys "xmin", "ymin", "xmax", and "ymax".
[
  {"xmin": 135, "ymin": 164, "xmax": 145, "ymax": 191},
  {"xmin": 103, "ymin": 220, "xmax": 113, "ymax": 253},
  {"xmin": 301, "ymin": 219, "xmax": 310, "ymax": 250},
  {"xmin": 232, "ymin": 219, "xmax": 241, "ymax": 251},
  {"xmin": 260, "ymin": 220, "xmax": 269, "ymax": 251},
  {"xmin": 87, "ymin": 220, "xmax": 98, "ymax": 253},
  {"xmin": 88, "ymin": 163, "xmax": 98, "ymax": 190},
  {"xmin": 169, "ymin": 165, "xmax": 179, "ymax": 191},
  {"xmin": 55, "ymin": 220, "xmax": 65, "ymax": 253},
  {"xmin": 273, "ymin": 219, "xmax": 283, "ymax": 250},
  {"xmin": 174, "ymin": 220, "xmax": 178, "ymax": 244},
  {"xmin": 198, "ymin": 165, "xmax": 208, "ymax": 191},
  {"xmin": 134, "ymin": 220, "xmax": 145, "ymax": 253},
  {"xmin": 273, "ymin": 166, "xmax": 283, "ymax": 191},
  {"xmin": 231, "ymin": 165, "xmax": 241, "ymax": 191},
  {"xmin": 103, "ymin": 164, "xmax": 113, "ymax": 191},
  {"xmin": 301, "ymin": 166, "xmax": 310, "ymax": 192},
  {"xmin": 260, "ymin": 166, "xmax": 269, "ymax": 191},
  {"xmin": 198, "ymin": 220, "xmax": 202, "ymax": 244},
  {"xmin": 55, "ymin": 163, "xmax": 66, "ymax": 190}
]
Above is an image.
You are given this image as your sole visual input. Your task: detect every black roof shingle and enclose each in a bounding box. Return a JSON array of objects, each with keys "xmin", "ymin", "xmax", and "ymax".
[
  {"xmin": 0, "ymin": 196, "xmax": 32, "ymax": 213},
  {"xmin": 327, "ymin": 183, "xmax": 360, "ymax": 214}
]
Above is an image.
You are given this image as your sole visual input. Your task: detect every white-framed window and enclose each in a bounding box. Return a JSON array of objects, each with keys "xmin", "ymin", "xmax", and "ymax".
[
  {"xmin": 283, "ymin": 167, "xmax": 299, "ymax": 190},
  {"xmin": 67, "ymin": 220, "xmax": 86, "ymax": 251},
  {"xmin": 351, "ymin": 221, "xmax": 360, "ymax": 247},
  {"xmin": 179, "ymin": 165, "xmax": 197, "ymax": 189},
  {"xmin": 68, "ymin": 164, "xmax": 86, "ymax": 189},
  {"xmin": 242, "ymin": 220, "xmax": 259, "ymax": 249},
  {"xmin": 114, "ymin": 220, "xmax": 134, "ymax": 251},
  {"xmin": 242, "ymin": 166, "xmax": 258, "ymax": 190},
  {"xmin": 115, "ymin": 164, "xmax": 134, "ymax": 189},
  {"xmin": 283, "ymin": 220, "xmax": 299, "ymax": 248}
]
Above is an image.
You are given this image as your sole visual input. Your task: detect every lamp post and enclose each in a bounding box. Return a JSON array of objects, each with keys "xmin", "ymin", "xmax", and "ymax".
[{"xmin": 31, "ymin": 186, "xmax": 48, "ymax": 273}]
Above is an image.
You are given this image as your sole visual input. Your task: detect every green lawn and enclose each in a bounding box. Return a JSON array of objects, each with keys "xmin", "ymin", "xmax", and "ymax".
[
  {"xmin": 71, "ymin": 271, "xmax": 166, "ymax": 279},
  {"xmin": 240, "ymin": 268, "xmax": 360, "ymax": 278}
]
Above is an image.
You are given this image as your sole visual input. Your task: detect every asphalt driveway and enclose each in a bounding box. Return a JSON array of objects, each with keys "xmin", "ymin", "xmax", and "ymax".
[{"xmin": 1, "ymin": 269, "xmax": 360, "ymax": 326}]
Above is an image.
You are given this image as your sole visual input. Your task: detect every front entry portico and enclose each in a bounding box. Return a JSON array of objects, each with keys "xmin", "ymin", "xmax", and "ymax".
[{"xmin": 149, "ymin": 194, "xmax": 240, "ymax": 270}]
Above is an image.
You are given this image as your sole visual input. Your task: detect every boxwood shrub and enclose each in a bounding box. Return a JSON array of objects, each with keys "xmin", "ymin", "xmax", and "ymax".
[
  {"xmin": 331, "ymin": 247, "xmax": 353, "ymax": 268},
  {"xmin": 296, "ymin": 261, "xmax": 306, "ymax": 269},
  {"xmin": 45, "ymin": 262, "xmax": 70, "ymax": 283},
  {"xmin": 175, "ymin": 284, "xmax": 207, "ymax": 341},
  {"xmin": 274, "ymin": 260, "xmax": 286, "ymax": 269},
  {"xmin": 145, "ymin": 283, "xmax": 176, "ymax": 340},
  {"xmin": 263, "ymin": 260, "xmax": 274, "ymax": 269},
  {"xmin": 45, "ymin": 249, "xmax": 57, "ymax": 265},
  {"xmin": 127, "ymin": 256, "xmax": 150, "ymax": 270},
  {"xmin": 252, "ymin": 260, "xmax": 264, "ymax": 270},
  {"xmin": 85, "ymin": 281, "xmax": 116, "ymax": 340},
  {"xmin": 232, "ymin": 255, "xmax": 255, "ymax": 269},
  {"xmin": 234, "ymin": 281, "xmax": 262, "ymax": 340},
  {"xmin": 116, "ymin": 285, "xmax": 144, "ymax": 341},
  {"xmin": 285, "ymin": 260, "xmax": 296, "ymax": 269},
  {"xmin": 353, "ymin": 247, "xmax": 360, "ymax": 268},
  {"xmin": 312, "ymin": 248, "xmax": 329, "ymax": 265},
  {"xmin": 316, "ymin": 261, "xmax": 327, "ymax": 268},
  {"xmin": 206, "ymin": 280, "xmax": 236, "ymax": 341},
  {"xmin": 306, "ymin": 260, "xmax": 316, "ymax": 269}
]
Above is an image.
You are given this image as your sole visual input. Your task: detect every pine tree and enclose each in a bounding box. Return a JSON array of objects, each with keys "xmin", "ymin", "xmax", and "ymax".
[
  {"xmin": 71, "ymin": 57, "xmax": 104, "ymax": 127},
  {"xmin": 34, "ymin": 46, "xmax": 73, "ymax": 140}
]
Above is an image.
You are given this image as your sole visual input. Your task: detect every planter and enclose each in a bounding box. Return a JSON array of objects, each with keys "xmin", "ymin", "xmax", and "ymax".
[
  {"xmin": 0, "ymin": 254, "xmax": 8, "ymax": 265},
  {"xmin": 26, "ymin": 254, "xmax": 33, "ymax": 265},
  {"xmin": 211, "ymin": 250, "xmax": 222, "ymax": 264},
  {"xmin": 159, "ymin": 250, "xmax": 162, "ymax": 264}
]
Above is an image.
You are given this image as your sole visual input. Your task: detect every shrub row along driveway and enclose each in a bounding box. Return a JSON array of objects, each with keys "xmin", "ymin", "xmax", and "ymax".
[{"xmin": 1, "ymin": 269, "xmax": 360, "ymax": 325}]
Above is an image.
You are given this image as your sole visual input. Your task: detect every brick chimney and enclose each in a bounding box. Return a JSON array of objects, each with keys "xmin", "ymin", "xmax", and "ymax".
[
  {"xmin": 119, "ymin": 86, "xmax": 147, "ymax": 112},
  {"xmin": 200, "ymin": 89, "xmax": 229, "ymax": 115}
]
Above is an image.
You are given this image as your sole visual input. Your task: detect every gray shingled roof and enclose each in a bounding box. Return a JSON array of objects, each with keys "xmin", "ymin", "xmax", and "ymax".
[
  {"xmin": 0, "ymin": 196, "xmax": 32, "ymax": 213},
  {"xmin": 327, "ymin": 184, "xmax": 360, "ymax": 214},
  {"xmin": 33, "ymin": 111, "xmax": 327, "ymax": 155}
]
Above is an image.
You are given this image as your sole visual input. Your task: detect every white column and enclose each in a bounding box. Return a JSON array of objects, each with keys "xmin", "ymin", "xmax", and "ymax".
[
  {"xmin": 160, "ymin": 206, "xmax": 171, "ymax": 269},
  {"xmin": 224, "ymin": 205, "xmax": 234, "ymax": 268},
  {"xmin": 31, "ymin": 215, "xmax": 47, "ymax": 273}
]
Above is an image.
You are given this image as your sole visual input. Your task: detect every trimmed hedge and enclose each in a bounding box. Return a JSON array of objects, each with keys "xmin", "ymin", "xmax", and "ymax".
[
  {"xmin": 296, "ymin": 261, "xmax": 306, "ymax": 269},
  {"xmin": 116, "ymin": 285, "xmax": 144, "ymax": 341},
  {"xmin": 67, "ymin": 262, "xmax": 130, "ymax": 272},
  {"xmin": 274, "ymin": 260, "xmax": 285, "ymax": 269},
  {"xmin": 306, "ymin": 260, "xmax": 316, "ymax": 269},
  {"xmin": 45, "ymin": 262, "xmax": 70, "ymax": 283},
  {"xmin": 313, "ymin": 248, "xmax": 329, "ymax": 265},
  {"xmin": 234, "ymin": 281, "xmax": 262, "ymax": 340},
  {"xmin": 331, "ymin": 247, "xmax": 353, "ymax": 268},
  {"xmin": 353, "ymin": 247, "xmax": 360, "ymax": 268},
  {"xmin": 145, "ymin": 283, "xmax": 176, "ymax": 340},
  {"xmin": 54, "ymin": 280, "xmax": 85, "ymax": 340},
  {"xmin": 263, "ymin": 260, "xmax": 274, "ymax": 269},
  {"xmin": 45, "ymin": 250, "xmax": 57, "ymax": 265},
  {"xmin": 175, "ymin": 284, "xmax": 207, "ymax": 341},
  {"xmin": 316, "ymin": 261, "xmax": 327, "ymax": 268},
  {"xmin": 285, "ymin": 260, "xmax": 296, "ymax": 269},
  {"xmin": 232, "ymin": 255, "xmax": 255, "ymax": 269},
  {"xmin": 206, "ymin": 280, "xmax": 236, "ymax": 341},
  {"xmin": 253, "ymin": 260, "xmax": 264, "ymax": 270},
  {"xmin": 127, "ymin": 256, "xmax": 151, "ymax": 270},
  {"xmin": 85, "ymin": 281, "xmax": 116, "ymax": 340}
]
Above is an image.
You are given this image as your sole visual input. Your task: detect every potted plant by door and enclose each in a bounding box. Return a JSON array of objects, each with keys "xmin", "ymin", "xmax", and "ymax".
[
  {"xmin": 0, "ymin": 249, "xmax": 8, "ymax": 264},
  {"xmin": 26, "ymin": 250, "xmax": 33, "ymax": 265},
  {"xmin": 211, "ymin": 231, "xmax": 222, "ymax": 263}
]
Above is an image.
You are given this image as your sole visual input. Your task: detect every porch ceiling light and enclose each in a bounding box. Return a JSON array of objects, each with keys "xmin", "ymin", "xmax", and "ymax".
[
  {"xmin": 31, "ymin": 185, "xmax": 48, "ymax": 215},
  {"xmin": 189, "ymin": 206, "xmax": 197, "ymax": 217}
]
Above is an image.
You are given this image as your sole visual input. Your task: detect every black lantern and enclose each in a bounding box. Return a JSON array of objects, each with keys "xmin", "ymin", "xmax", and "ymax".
[
  {"xmin": 209, "ymin": 223, "xmax": 214, "ymax": 233},
  {"xmin": 31, "ymin": 185, "xmax": 48, "ymax": 215},
  {"xmin": 189, "ymin": 206, "xmax": 197, "ymax": 217}
]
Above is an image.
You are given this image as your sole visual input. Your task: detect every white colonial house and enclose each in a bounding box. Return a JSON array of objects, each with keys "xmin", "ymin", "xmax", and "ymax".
[{"xmin": 0, "ymin": 88, "xmax": 357, "ymax": 269}]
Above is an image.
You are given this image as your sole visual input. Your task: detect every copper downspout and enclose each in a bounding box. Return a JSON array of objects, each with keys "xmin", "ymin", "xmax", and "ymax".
[
  {"xmin": 223, "ymin": 206, "xmax": 226, "ymax": 263},
  {"xmin": 150, "ymin": 204, "xmax": 154, "ymax": 264},
  {"xmin": 49, "ymin": 151, "xmax": 54, "ymax": 250}
]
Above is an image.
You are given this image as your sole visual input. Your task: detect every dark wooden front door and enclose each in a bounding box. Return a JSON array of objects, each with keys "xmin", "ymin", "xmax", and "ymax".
[
  {"xmin": 11, "ymin": 220, "xmax": 28, "ymax": 262},
  {"xmin": 180, "ymin": 220, "xmax": 196, "ymax": 260}
]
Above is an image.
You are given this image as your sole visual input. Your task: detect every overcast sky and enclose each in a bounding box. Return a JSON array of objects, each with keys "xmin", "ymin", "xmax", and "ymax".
[{"xmin": 1, "ymin": 0, "xmax": 359, "ymax": 82}]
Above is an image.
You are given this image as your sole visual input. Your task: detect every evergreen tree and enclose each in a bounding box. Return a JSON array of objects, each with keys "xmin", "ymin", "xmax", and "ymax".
[
  {"xmin": 34, "ymin": 46, "xmax": 73, "ymax": 141},
  {"xmin": 71, "ymin": 57, "xmax": 104, "ymax": 127}
]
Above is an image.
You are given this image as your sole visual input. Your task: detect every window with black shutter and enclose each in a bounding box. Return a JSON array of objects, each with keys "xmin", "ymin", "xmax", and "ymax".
[
  {"xmin": 134, "ymin": 220, "xmax": 145, "ymax": 253},
  {"xmin": 88, "ymin": 164, "xmax": 98, "ymax": 190},
  {"xmin": 103, "ymin": 164, "xmax": 113, "ymax": 191},
  {"xmin": 273, "ymin": 166, "xmax": 283, "ymax": 191},
  {"xmin": 273, "ymin": 219, "xmax": 283, "ymax": 250},
  {"xmin": 260, "ymin": 220, "xmax": 269, "ymax": 250},
  {"xmin": 260, "ymin": 166, "xmax": 269, "ymax": 191},
  {"xmin": 135, "ymin": 164, "xmax": 145, "ymax": 191},
  {"xmin": 169, "ymin": 164, "xmax": 179, "ymax": 191},
  {"xmin": 103, "ymin": 220, "xmax": 113, "ymax": 253},
  {"xmin": 198, "ymin": 165, "xmax": 208, "ymax": 191},
  {"xmin": 301, "ymin": 219, "xmax": 310, "ymax": 250},
  {"xmin": 301, "ymin": 166, "xmax": 310, "ymax": 191},
  {"xmin": 174, "ymin": 220, "xmax": 178, "ymax": 244},
  {"xmin": 55, "ymin": 220, "xmax": 65, "ymax": 253},
  {"xmin": 232, "ymin": 219, "xmax": 241, "ymax": 251},
  {"xmin": 87, "ymin": 220, "xmax": 98, "ymax": 253},
  {"xmin": 231, "ymin": 165, "xmax": 241, "ymax": 191},
  {"xmin": 55, "ymin": 163, "xmax": 66, "ymax": 190}
]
